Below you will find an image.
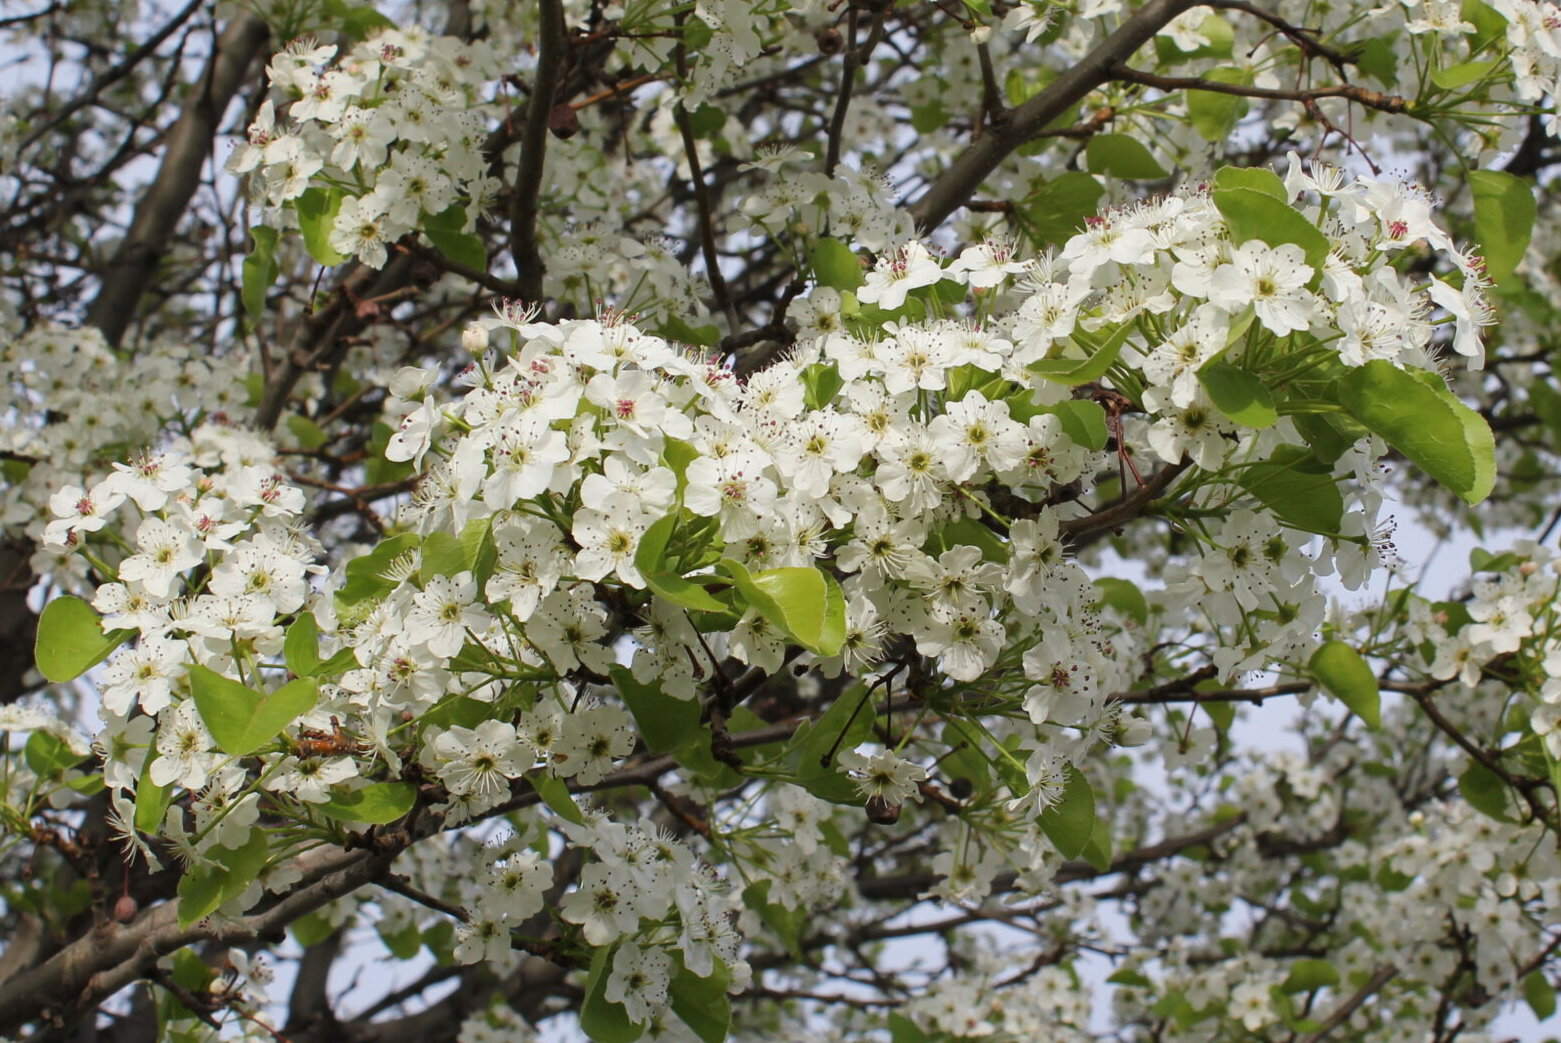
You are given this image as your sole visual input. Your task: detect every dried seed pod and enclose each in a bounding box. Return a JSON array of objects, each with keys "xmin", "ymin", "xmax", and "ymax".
[{"xmin": 865, "ymin": 794, "xmax": 901, "ymax": 825}]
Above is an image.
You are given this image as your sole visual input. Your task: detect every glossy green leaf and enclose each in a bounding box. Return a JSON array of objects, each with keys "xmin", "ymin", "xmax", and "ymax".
[
  {"xmin": 718, "ymin": 559, "xmax": 845, "ymax": 656},
  {"xmin": 189, "ymin": 665, "xmax": 319, "ymax": 756},
  {"xmin": 1458, "ymin": 761, "xmax": 1515, "ymax": 822},
  {"xmin": 35, "ymin": 595, "xmax": 133, "ymax": 683},
  {"xmin": 1309, "ymin": 641, "xmax": 1380, "ymax": 729},
  {"xmin": 419, "ymin": 530, "xmax": 468, "ymax": 582},
  {"xmin": 1237, "ymin": 447, "xmax": 1345, "ymax": 536},
  {"xmin": 1039, "ymin": 766, "xmax": 1096, "ymax": 859},
  {"xmin": 421, "ymin": 205, "xmax": 486, "ymax": 271},
  {"xmin": 241, "ymin": 226, "xmax": 279, "ymax": 318},
  {"xmin": 295, "ymin": 186, "xmax": 348, "ymax": 266},
  {"xmin": 1212, "ymin": 186, "xmax": 1330, "ymax": 269},
  {"xmin": 313, "ymin": 782, "xmax": 416, "ymax": 824},
  {"xmin": 1281, "ymin": 958, "xmax": 1341, "ymax": 993},
  {"xmin": 286, "ymin": 414, "xmax": 329, "ymax": 450},
  {"xmin": 25, "ymin": 730, "xmax": 86, "ymax": 778},
  {"xmin": 1469, "ymin": 169, "xmax": 1535, "ymax": 282},
  {"xmin": 1048, "ymin": 398, "xmax": 1109, "ymax": 450},
  {"xmin": 135, "ymin": 753, "xmax": 174, "ymax": 834},
  {"xmin": 582, "ymin": 946, "xmax": 645, "ymax": 1043},
  {"xmin": 1085, "ymin": 133, "xmax": 1167, "ymax": 179},
  {"xmin": 1199, "ymin": 359, "xmax": 1277, "ymax": 428},
  {"xmin": 284, "ymin": 612, "xmax": 322, "ymax": 677},
  {"xmin": 1337, "ymin": 361, "xmax": 1495, "ymax": 505},
  {"xmin": 669, "ymin": 955, "xmax": 731, "ymax": 1043},
  {"xmin": 1094, "ymin": 577, "xmax": 1149, "ymax": 626},
  {"xmin": 793, "ymin": 685, "xmax": 877, "ymax": 805},
  {"xmin": 177, "ymin": 827, "xmax": 268, "ymax": 928},
  {"xmin": 1155, "ymin": 13, "xmax": 1235, "ymax": 61},
  {"xmin": 811, "ymin": 237, "xmax": 864, "ymax": 291},
  {"xmin": 1431, "ymin": 59, "xmax": 1498, "ymax": 90},
  {"xmin": 1522, "ymin": 970, "xmax": 1557, "ymax": 1020},
  {"xmin": 337, "ymin": 533, "xmax": 420, "ymax": 612},
  {"xmin": 1080, "ymin": 816, "xmax": 1112, "ymax": 872},
  {"xmin": 636, "ymin": 515, "xmax": 729, "ymax": 614},
  {"xmin": 613, "ymin": 666, "xmax": 700, "ymax": 754},
  {"xmin": 1021, "ymin": 172, "xmax": 1104, "ymax": 247},
  {"xmin": 1356, "ymin": 34, "xmax": 1399, "ymax": 87},
  {"xmin": 1028, "ymin": 321, "xmax": 1134, "ymax": 385},
  {"xmin": 531, "ymin": 771, "xmax": 584, "ymax": 824},
  {"xmin": 1187, "ymin": 67, "xmax": 1251, "ymax": 141},
  {"xmin": 1212, "ymin": 165, "xmax": 1287, "ymax": 200}
]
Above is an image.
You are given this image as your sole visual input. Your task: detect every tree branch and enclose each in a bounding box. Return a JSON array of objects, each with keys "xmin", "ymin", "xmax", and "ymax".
[
  {"xmin": 509, "ymin": 0, "xmax": 566, "ymax": 304},
  {"xmin": 908, "ymin": 0, "xmax": 1201, "ymax": 235},
  {"xmin": 84, "ymin": 11, "xmax": 269, "ymax": 348}
]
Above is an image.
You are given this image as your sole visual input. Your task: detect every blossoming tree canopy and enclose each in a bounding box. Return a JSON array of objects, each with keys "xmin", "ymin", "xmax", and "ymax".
[{"xmin": 4, "ymin": 0, "xmax": 1561, "ymax": 1040}]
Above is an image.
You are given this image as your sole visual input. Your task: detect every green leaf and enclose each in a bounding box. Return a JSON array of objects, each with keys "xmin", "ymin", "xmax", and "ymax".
[
  {"xmin": 530, "ymin": 771, "xmax": 584, "ymax": 824},
  {"xmin": 802, "ymin": 362, "xmax": 845, "ymax": 412},
  {"xmin": 888, "ymin": 1012, "xmax": 932, "ymax": 1043},
  {"xmin": 1021, "ymin": 172, "xmax": 1104, "ymax": 247},
  {"xmin": 1212, "ymin": 165, "xmax": 1287, "ymax": 200},
  {"xmin": 1237, "ymin": 447, "xmax": 1345, "ymax": 536},
  {"xmin": 1028, "ymin": 321, "xmax": 1134, "ymax": 385},
  {"xmin": 286, "ymin": 414, "xmax": 329, "ymax": 450},
  {"xmin": 421, "ymin": 205, "xmax": 486, "ymax": 271},
  {"xmin": 1039, "ymin": 766, "xmax": 1096, "ymax": 859},
  {"xmin": 135, "ymin": 753, "xmax": 174, "ymax": 833},
  {"xmin": 1356, "ymin": 34, "xmax": 1399, "ymax": 87},
  {"xmin": 934, "ymin": 517, "xmax": 1008, "ymax": 565},
  {"xmin": 612, "ymin": 666, "xmax": 700, "ymax": 754},
  {"xmin": 1336, "ymin": 360, "xmax": 1495, "ymax": 505},
  {"xmin": 312, "ymin": 782, "xmax": 416, "ymax": 824},
  {"xmin": 241, "ymin": 226, "xmax": 279, "ymax": 318},
  {"xmin": 295, "ymin": 186, "xmax": 348, "ymax": 266},
  {"xmin": 669, "ymin": 955, "xmax": 731, "ymax": 1043},
  {"xmin": 35, "ymin": 596, "xmax": 133, "ymax": 683},
  {"xmin": 636, "ymin": 515, "xmax": 729, "ymax": 614},
  {"xmin": 1094, "ymin": 577, "xmax": 1149, "ymax": 626},
  {"xmin": 910, "ymin": 99, "xmax": 948, "ymax": 134},
  {"xmin": 1079, "ymin": 817, "xmax": 1112, "ymax": 872},
  {"xmin": 1187, "ymin": 67, "xmax": 1251, "ymax": 141},
  {"xmin": 1281, "ymin": 959, "xmax": 1341, "ymax": 993},
  {"xmin": 419, "ymin": 530, "xmax": 468, "ymax": 581},
  {"xmin": 792, "ymin": 685, "xmax": 877, "ymax": 805},
  {"xmin": 177, "ymin": 827, "xmax": 269, "ymax": 928},
  {"xmin": 337, "ymin": 533, "xmax": 420, "ymax": 612},
  {"xmin": 1212, "ymin": 185, "xmax": 1330, "ymax": 270},
  {"xmin": 322, "ymin": 0, "xmax": 398, "ymax": 39},
  {"xmin": 1458, "ymin": 761, "xmax": 1515, "ymax": 822},
  {"xmin": 25, "ymin": 730, "xmax": 86, "ymax": 778},
  {"xmin": 1085, "ymin": 133, "xmax": 1167, "ymax": 179},
  {"xmin": 1308, "ymin": 641, "xmax": 1380, "ymax": 729},
  {"xmin": 1107, "ymin": 968, "xmax": 1154, "ymax": 987},
  {"xmin": 189, "ymin": 665, "xmax": 319, "ymax": 756},
  {"xmin": 1430, "ymin": 58, "xmax": 1498, "ymax": 90},
  {"xmin": 1523, "ymin": 970, "xmax": 1557, "ymax": 1020},
  {"xmin": 811, "ymin": 237, "xmax": 864, "ymax": 291},
  {"xmin": 1469, "ymin": 169, "xmax": 1535, "ymax": 282},
  {"xmin": 717, "ymin": 560, "xmax": 845, "ymax": 656},
  {"xmin": 1047, "ymin": 398, "xmax": 1109, "ymax": 451},
  {"xmin": 581, "ymin": 946, "xmax": 645, "ymax": 1043},
  {"xmin": 1198, "ymin": 359, "xmax": 1278, "ymax": 428},
  {"xmin": 284, "ymin": 612, "xmax": 322, "ymax": 677},
  {"xmin": 1155, "ymin": 14, "xmax": 1236, "ymax": 61}
]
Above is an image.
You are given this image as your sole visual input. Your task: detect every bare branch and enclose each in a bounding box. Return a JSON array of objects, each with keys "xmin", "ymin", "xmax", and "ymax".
[
  {"xmin": 908, "ymin": 0, "xmax": 1201, "ymax": 235},
  {"xmin": 84, "ymin": 11, "xmax": 270, "ymax": 347},
  {"xmin": 509, "ymin": 0, "xmax": 566, "ymax": 304}
]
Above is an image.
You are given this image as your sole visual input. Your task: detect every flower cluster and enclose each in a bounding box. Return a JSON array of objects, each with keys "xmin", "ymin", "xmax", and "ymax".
[{"xmin": 230, "ymin": 28, "xmax": 505, "ymax": 267}]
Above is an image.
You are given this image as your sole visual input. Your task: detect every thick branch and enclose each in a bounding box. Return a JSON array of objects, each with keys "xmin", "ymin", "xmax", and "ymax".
[
  {"xmin": 907, "ymin": 0, "xmax": 1201, "ymax": 235},
  {"xmin": 0, "ymin": 843, "xmax": 397, "ymax": 1036},
  {"xmin": 84, "ymin": 11, "xmax": 270, "ymax": 347},
  {"xmin": 509, "ymin": 0, "xmax": 566, "ymax": 304}
]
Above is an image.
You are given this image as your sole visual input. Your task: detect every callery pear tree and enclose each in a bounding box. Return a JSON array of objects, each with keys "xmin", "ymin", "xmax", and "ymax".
[{"xmin": 3, "ymin": 0, "xmax": 1561, "ymax": 1041}]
